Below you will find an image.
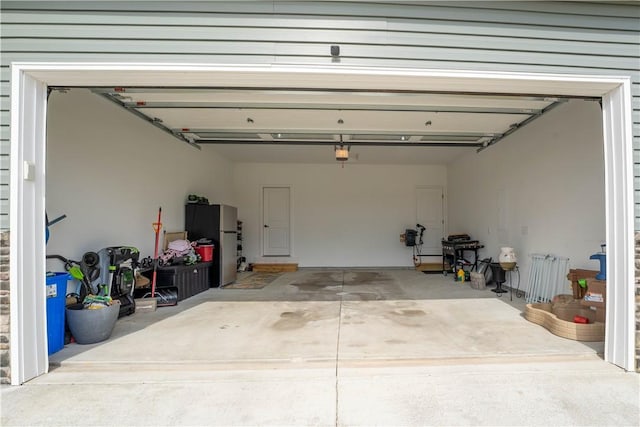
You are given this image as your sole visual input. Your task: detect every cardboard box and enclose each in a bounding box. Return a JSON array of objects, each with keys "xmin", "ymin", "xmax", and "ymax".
[
  {"xmin": 582, "ymin": 279, "xmax": 606, "ymax": 307},
  {"xmin": 567, "ymin": 269, "xmax": 599, "ymax": 299},
  {"xmin": 581, "ymin": 279, "xmax": 606, "ymax": 322}
]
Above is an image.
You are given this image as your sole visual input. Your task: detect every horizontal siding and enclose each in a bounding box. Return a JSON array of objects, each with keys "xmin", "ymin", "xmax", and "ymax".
[
  {"xmin": 0, "ymin": 154, "xmax": 8, "ymax": 171},
  {"xmin": 0, "ymin": 126, "xmax": 9, "ymax": 142},
  {"xmin": 0, "ymin": 163, "xmax": 8, "ymax": 232},
  {"xmin": 0, "ymin": 181, "xmax": 8, "ymax": 200},
  {"xmin": 0, "ymin": 112, "xmax": 9, "ymax": 129},
  {"xmin": 387, "ymin": 20, "xmax": 640, "ymax": 45},
  {"xmin": 0, "ymin": 154, "xmax": 6, "ymax": 231},
  {"xmin": 429, "ymin": 1, "xmax": 639, "ymax": 18},
  {"xmin": 6, "ymin": 1, "xmax": 637, "ymax": 30},
  {"xmin": 272, "ymin": 2, "xmax": 640, "ymax": 31},
  {"xmin": 2, "ymin": 40, "xmax": 638, "ymax": 71},
  {"xmin": 1, "ymin": 45, "xmax": 8, "ymax": 239},
  {"xmin": 2, "ymin": 12, "xmax": 638, "ymax": 46},
  {"xmin": 0, "ymin": 1, "xmax": 638, "ymax": 231},
  {"xmin": 4, "ymin": 24, "xmax": 639, "ymax": 58},
  {"xmin": 0, "ymin": 15, "xmax": 388, "ymax": 32},
  {"xmin": 0, "ymin": 80, "xmax": 10, "ymax": 98}
]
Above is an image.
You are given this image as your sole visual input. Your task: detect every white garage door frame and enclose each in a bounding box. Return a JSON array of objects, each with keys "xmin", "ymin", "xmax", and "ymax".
[{"xmin": 10, "ymin": 63, "xmax": 635, "ymax": 384}]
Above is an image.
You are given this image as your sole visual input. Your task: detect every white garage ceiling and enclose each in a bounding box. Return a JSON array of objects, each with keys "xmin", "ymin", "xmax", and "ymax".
[{"xmin": 90, "ymin": 86, "xmax": 566, "ymax": 164}]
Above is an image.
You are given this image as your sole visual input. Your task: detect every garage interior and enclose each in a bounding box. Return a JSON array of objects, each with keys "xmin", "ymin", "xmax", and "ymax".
[
  {"xmin": 43, "ymin": 79, "xmax": 607, "ymax": 369},
  {"xmin": 47, "ymin": 270, "xmax": 603, "ymax": 373}
]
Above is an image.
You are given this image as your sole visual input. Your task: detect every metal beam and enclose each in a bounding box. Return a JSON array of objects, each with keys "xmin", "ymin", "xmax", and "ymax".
[
  {"xmin": 180, "ymin": 128, "xmax": 496, "ymax": 138},
  {"xmin": 94, "ymin": 91, "xmax": 201, "ymax": 150},
  {"xmin": 196, "ymin": 140, "xmax": 481, "ymax": 147},
  {"xmin": 86, "ymin": 86, "xmax": 599, "ymax": 101},
  {"xmin": 476, "ymin": 100, "xmax": 568, "ymax": 153},
  {"xmin": 125, "ymin": 102, "xmax": 539, "ymax": 115}
]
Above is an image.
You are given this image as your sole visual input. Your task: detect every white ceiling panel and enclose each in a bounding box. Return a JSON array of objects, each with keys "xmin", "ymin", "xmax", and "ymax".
[
  {"xmin": 113, "ymin": 89, "xmax": 553, "ymax": 112},
  {"xmin": 141, "ymin": 107, "xmax": 527, "ymax": 134},
  {"xmin": 87, "ymin": 83, "xmax": 580, "ymax": 163}
]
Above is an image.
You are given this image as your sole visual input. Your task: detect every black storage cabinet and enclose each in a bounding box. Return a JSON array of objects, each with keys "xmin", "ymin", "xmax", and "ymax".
[{"xmin": 142, "ymin": 262, "xmax": 212, "ymax": 301}]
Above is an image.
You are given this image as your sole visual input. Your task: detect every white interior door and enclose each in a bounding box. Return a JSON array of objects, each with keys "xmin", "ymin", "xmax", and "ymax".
[
  {"xmin": 263, "ymin": 187, "xmax": 291, "ymax": 256},
  {"xmin": 416, "ymin": 186, "xmax": 445, "ymax": 255}
]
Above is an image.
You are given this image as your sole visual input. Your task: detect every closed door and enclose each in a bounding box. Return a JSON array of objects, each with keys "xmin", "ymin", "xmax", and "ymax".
[
  {"xmin": 263, "ymin": 187, "xmax": 291, "ymax": 256},
  {"xmin": 416, "ymin": 186, "xmax": 445, "ymax": 254}
]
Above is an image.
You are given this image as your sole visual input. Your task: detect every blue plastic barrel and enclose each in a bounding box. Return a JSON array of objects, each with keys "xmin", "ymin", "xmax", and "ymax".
[{"xmin": 45, "ymin": 272, "xmax": 69, "ymax": 355}]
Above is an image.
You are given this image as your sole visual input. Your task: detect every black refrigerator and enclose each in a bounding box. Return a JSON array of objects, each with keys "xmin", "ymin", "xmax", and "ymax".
[{"xmin": 185, "ymin": 204, "xmax": 238, "ymax": 287}]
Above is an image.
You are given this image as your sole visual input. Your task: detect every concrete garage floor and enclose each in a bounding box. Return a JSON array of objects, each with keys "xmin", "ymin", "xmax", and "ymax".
[{"xmin": 2, "ymin": 269, "xmax": 638, "ymax": 426}]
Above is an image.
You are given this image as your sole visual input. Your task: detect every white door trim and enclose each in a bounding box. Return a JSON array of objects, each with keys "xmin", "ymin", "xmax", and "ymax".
[
  {"xmin": 9, "ymin": 63, "xmax": 635, "ymax": 384},
  {"xmin": 602, "ymin": 81, "xmax": 635, "ymax": 370},
  {"xmin": 10, "ymin": 68, "xmax": 49, "ymax": 385}
]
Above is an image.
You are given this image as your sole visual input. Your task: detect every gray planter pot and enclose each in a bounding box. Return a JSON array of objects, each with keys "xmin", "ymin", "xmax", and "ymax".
[{"xmin": 66, "ymin": 303, "xmax": 119, "ymax": 344}]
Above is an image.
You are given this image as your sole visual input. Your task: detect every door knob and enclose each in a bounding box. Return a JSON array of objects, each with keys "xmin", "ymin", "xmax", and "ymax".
[{"xmin": 264, "ymin": 224, "xmax": 269, "ymax": 228}]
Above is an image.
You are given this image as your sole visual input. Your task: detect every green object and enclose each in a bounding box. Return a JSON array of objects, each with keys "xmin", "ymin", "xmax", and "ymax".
[
  {"xmin": 67, "ymin": 266, "xmax": 85, "ymax": 281},
  {"xmin": 578, "ymin": 279, "xmax": 587, "ymax": 288},
  {"xmin": 83, "ymin": 293, "xmax": 112, "ymax": 308}
]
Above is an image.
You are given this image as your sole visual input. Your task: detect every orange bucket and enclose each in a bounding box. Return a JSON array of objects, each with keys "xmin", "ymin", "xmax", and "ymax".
[{"xmin": 195, "ymin": 245, "xmax": 214, "ymax": 262}]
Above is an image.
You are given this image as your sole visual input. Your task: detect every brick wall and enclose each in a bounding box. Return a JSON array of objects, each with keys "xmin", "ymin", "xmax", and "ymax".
[
  {"xmin": 0, "ymin": 231, "xmax": 10, "ymax": 384},
  {"xmin": 636, "ymin": 232, "xmax": 640, "ymax": 372}
]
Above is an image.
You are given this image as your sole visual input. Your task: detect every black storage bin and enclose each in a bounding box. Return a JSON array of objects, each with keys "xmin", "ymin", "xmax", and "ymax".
[
  {"xmin": 405, "ymin": 229, "xmax": 417, "ymax": 247},
  {"xmin": 141, "ymin": 262, "xmax": 212, "ymax": 301}
]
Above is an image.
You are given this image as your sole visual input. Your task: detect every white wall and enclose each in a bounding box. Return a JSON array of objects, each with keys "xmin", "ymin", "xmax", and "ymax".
[
  {"xmin": 234, "ymin": 162, "xmax": 447, "ymax": 267},
  {"xmin": 45, "ymin": 89, "xmax": 234, "ymax": 267},
  {"xmin": 448, "ymin": 100, "xmax": 605, "ymax": 282}
]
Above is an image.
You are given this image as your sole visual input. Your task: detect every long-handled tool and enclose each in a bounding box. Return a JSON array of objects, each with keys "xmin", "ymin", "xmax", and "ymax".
[
  {"xmin": 46, "ymin": 254, "xmax": 93, "ymax": 299},
  {"xmin": 151, "ymin": 207, "xmax": 162, "ymax": 298}
]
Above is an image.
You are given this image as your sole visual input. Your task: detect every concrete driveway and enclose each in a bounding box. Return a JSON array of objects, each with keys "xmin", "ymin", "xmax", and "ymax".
[{"xmin": 2, "ymin": 269, "xmax": 638, "ymax": 426}]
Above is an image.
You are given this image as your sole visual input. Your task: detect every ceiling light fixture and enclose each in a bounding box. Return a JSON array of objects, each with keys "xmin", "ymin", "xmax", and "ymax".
[{"xmin": 335, "ymin": 134, "xmax": 350, "ymax": 163}]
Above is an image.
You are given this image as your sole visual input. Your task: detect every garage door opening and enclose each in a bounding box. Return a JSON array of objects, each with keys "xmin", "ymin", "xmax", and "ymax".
[
  {"xmin": 10, "ymin": 63, "xmax": 634, "ymax": 384},
  {"xmin": 41, "ymin": 88, "xmax": 608, "ymax": 374}
]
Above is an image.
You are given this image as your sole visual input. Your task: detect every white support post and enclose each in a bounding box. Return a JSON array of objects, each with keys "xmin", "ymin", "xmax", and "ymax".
[
  {"xmin": 10, "ymin": 68, "xmax": 49, "ymax": 384},
  {"xmin": 601, "ymin": 81, "xmax": 635, "ymax": 371}
]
